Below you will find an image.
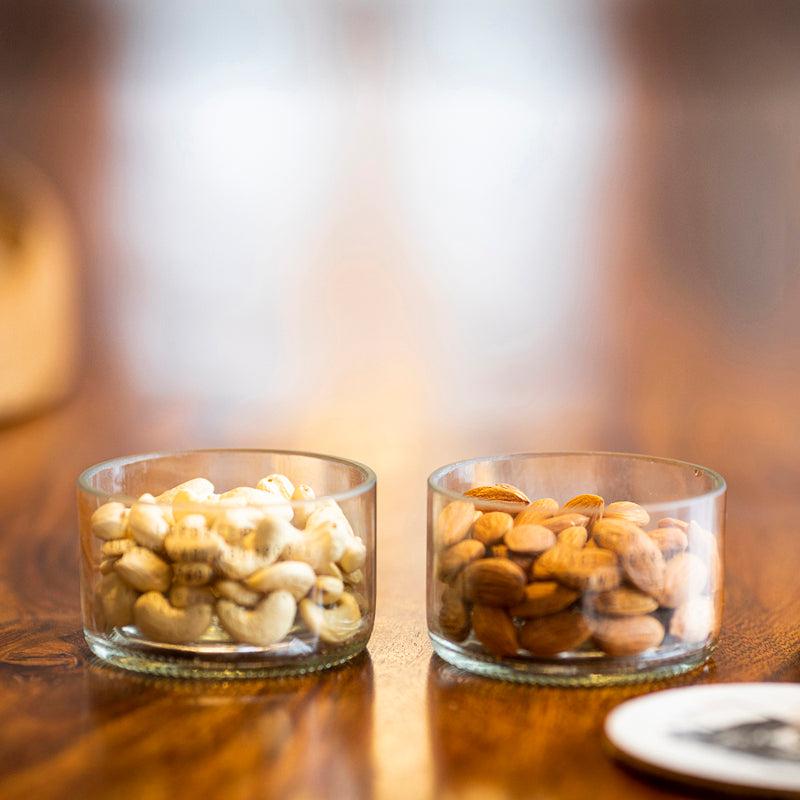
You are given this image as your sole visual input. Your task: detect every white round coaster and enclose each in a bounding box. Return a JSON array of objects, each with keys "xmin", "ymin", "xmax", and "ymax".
[{"xmin": 605, "ymin": 683, "xmax": 800, "ymax": 796}]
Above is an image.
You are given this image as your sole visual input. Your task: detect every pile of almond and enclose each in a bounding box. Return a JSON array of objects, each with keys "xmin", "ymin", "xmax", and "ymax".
[{"xmin": 433, "ymin": 485, "xmax": 721, "ymax": 659}]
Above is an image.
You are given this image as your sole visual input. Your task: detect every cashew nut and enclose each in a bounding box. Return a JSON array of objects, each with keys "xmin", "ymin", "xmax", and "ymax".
[
  {"xmin": 310, "ymin": 575, "xmax": 344, "ymax": 604},
  {"xmin": 172, "ymin": 487, "xmax": 218, "ymax": 522},
  {"xmin": 212, "ymin": 507, "xmax": 261, "ymax": 544},
  {"xmin": 306, "ymin": 501, "xmax": 355, "ymax": 539},
  {"xmin": 219, "ymin": 486, "xmax": 292, "ymax": 516},
  {"xmin": 216, "ymin": 543, "xmax": 270, "ymax": 581},
  {"xmin": 101, "ymin": 538, "xmax": 135, "ymax": 559},
  {"xmin": 91, "ymin": 502, "xmax": 129, "ymax": 540},
  {"xmin": 173, "ymin": 561, "xmax": 214, "ymax": 587},
  {"xmin": 214, "ymin": 579, "xmax": 261, "ymax": 608},
  {"xmin": 154, "ymin": 477, "xmax": 215, "ymax": 506},
  {"xmin": 299, "ymin": 591, "xmax": 361, "ymax": 644},
  {"xmin": 169, "ymin": 584, "xmax": 215, "ymax": 608},
  {"xmin": 343, "ymin": 569, "xmax": 363, "ymax": 586},
  {"xmin": 134, "ymin": 591, "xmax": 213, "ymax": 643},
  {"xmin": 290, "ymin": 483, "xmax": 316, "ymax": 527},
  {"xmin": 284, "ymin": 525, "xmax": 344, "ymax": 571},
  {"xmin": 245, "ymin": 561, "xmax": 316, "ymax": 600},
  {"xmin": 256, "ymin": 473, "xmax": 295, "ymax": 500},
  {"xmin": 129, "ymin": 501, "xmax": 170, "ymax": 550},
  {"xmin": 318, "ymin": 561, "xmax": 343, "ymax": 579},
  {"xmin": 216, "ymin": 590, "xmax": 297, "ymax": 646},
  {"xmin": 99, "ymin": 572, "xmax": 139, "ymax": 629},
  {"xmin": 252, "ymin": 516, "xmax": 302, "ymax": 563},
  {"xmin": 99, "ymin": 558, "xmax": 117, "ymax": 575},
  {"xmin": 340, "ymin": 537, "xmax": 367, "ymax": 573},
  {"xmin": 114, "ymin": 547, "xmax": 172, "ymax": 593},
  {"xmin": 164, "ymin": 523, "xmax": 224, "ymax": 563}
]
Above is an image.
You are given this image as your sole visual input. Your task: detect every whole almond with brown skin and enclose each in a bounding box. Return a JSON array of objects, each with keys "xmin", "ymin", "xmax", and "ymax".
[
  {"xmin": 509, "ymin": 581, "xmax": 580, "ymax": 618},
  {"xmin": 670, "ymin": 596, "xmax": 716, "ymax": 643},
  {"xmin": 465, "ymin": 483, "xmax": 530, "ymax": 504},
  {"xmin": 473, "ymin": 511, "xmax": 514, "ymax": 546},
  {"xmin": 659, "ymin": 517, "xmax": 689, "ymax": 531},
  {"xmin": 509, "ymin": 554, "xmax": 535, "ymax": 572},
  {"xmin": 437, "ymin": 501, "xmax": 480, "ymax": 547},
  {"xmin": 504, "ymin": 524, "xmax": 556, "ymax": 555},
  {"xmin": 492, "ymin": 545, "xmax": 533, "ymax": 571},
  {"xmin": 438, "ymin": 586, "xmax": 471, "ymax": 641},
  {"xmin": 560, "ymin": 494, "xmax": 604, "ymax": 531},
  {"xmin": 551, "ymin": 548, "xmax": 621, "ymax": 591},
  {"xmin": 472, "ymin": 604, "xmax": 519, "ymax": 656},
  {"xmin": 533, "ymin": 544, "xmax": 616, "ymax": 582},
  {"xmin": 591, "ymin": 615, "xmax": 664, "ymax": 656},
  {"xmin": 540, "ymin": 513, "xmax": 590, "ymax": 533},
  {"xmin": 648, "ymin": 526, "xmax": 688, "ymax": 558},
  {"xmin": 659, "ymin": 552, "xmax": 708, "ymax": 608},
  {"xmin": 519, "ymin": 612, "xmax": 591, "ymax": 656},
  {"xmin": 592, "ymin": 518, "xmax": 642, "ymax": 553},
  {"xmin": 590, "ymin": 587, "xmax": 659, "ymax": 616},
  {"xmin": 463, "ymin": 558, "xmax": 526, "ymax": 606},
  {"xmin": 558, "ymin": 526, "xmax": 588, "ymax": 548},
  {"xmin": 605, "ymin": 501, "xmax": 651, "ymax": 527},
  {"xmin": 514, "ymin": 498, "xmax": 559, "ymax": 527},
  {"xmin": 438, "ymin": 539, "xmax": 486, "ymax": 582},
  {"xmin": 620, "ymin": 533, "xmax": 665, "ymax": 597}
]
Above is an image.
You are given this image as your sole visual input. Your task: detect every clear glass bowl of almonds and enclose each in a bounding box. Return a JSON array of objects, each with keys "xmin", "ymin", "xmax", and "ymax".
[
  {"xmin": 79, "ymin": 449, "xmax": 376, "ymax": 678},
  {"xmin": 427, "ymin": 452, "xmax": 725, "ymax": 685}
]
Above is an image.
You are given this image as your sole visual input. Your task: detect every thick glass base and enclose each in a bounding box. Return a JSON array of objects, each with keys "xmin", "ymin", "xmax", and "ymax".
[
  {"xmin": 430, "ymin": 633, "xmax": 712, "ymax": 686},
  {"xmin": 86, "ymin": 630, "xmax": 369, "ymax": 679}
]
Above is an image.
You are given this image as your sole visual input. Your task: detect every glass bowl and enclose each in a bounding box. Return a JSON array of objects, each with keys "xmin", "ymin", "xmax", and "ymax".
[
  {"xmin": 427, "ymin": 452, "xmax": 725, "ymax": 686},
  {"xmin": 78, "ymin": 449, "xmax": 376, "ymax": 678}
]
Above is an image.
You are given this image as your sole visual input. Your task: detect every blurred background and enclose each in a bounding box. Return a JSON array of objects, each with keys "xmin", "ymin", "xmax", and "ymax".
[
  {"xmin": 3, "ymin": 0, "xmax": 800, "ymax": 604},
  {"xmin": 1, "ymin": 1, "xmax": 800, "ymax": 795}
]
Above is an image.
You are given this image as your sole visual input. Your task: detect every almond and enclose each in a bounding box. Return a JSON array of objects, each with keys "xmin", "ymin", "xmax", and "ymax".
[
  {"xmin": 592, "ymin": 517, "xmax": 642, "ymax": 553},
  {"xmin": 437, "ymin": 539, "xmax": 485, "ymax": 582},
  {"xmin": 540, "ymin": 513, "xmax": 590, "ymax": 533},
  {"xmin": 473, "ymin": 511, "xmax": 514, "ymax": 545},
  {"xmin": 438, "ymin": 586, "xmax": 471, "ymax": 642},
  {"xmin": 463, "ymin": 558, "xmax": 526, "ymax": 606},
  {"xmin": 513, "ymin": 498, "xmax": 559, "ymax": 526},
  {"xmin": 560, "ymin": 494, "xmax": 604, "ymax": 530},
  {"xmin": 465, "ymin": 483, "xmax": 530, "ymax": 504},
  {"xmin": 591, "ymin": 615, "xmax": 664, "ymax": 656},
  {"xmin": 658, "ymin": 517, "xmax": 689, "ymax": 531},
  {"xmin": 590, "ymin": 587, "xmax": 659, "ymax": 616},
  {"xmin": 659, "ymin": 552, "xmax": 708, "ymax": 608},
  {"xmin": 620, "ymin": 533, "xmax": 665, "ymax": 597},
  {"xmin": 472, "ymin": 605, "xmax": 519, "ymax": 656},
  {"xmin": 670, "ymin": 596, "xmax": 716, "ymax": 643},
  {"xmin": 605, "ymin": 501, "xmax": 651, "ymax": 527},
  {"xmin": 504, "ymin": 524, "xmax": 556, "ymax": 555},
  {"xmin": 519, "ymin": 612, "xmax": 591, "ymax": 656},
  {"xmin": 558, "ymin": 525, "xmax": 588, "ymax": 548},
  {"xmin": 648, "ymin": 526, "xmax": 688, "ymax": 558},
  {"xmin": 550, "ymin": 547, "xmax": 621, "ymax": 592},
  {"xmin": 437, "ymin": 501, "xmax": 480, "ymax": 548},
  {"xmin": 509, "ymin": 581, "xmax": 580, "ymax": 618},
  {"xmin": 533, "ymin": 543, "xmax": 616, "ymax": 581},
  {"xmin": 687, "ymin": 521, "xmax": 721, "ymax": 591}
]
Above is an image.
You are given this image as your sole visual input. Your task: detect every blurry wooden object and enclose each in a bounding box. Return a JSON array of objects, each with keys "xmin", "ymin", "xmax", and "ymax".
[{"xmin": 0, "ymin": 155, "xmax": 78, "ymax": 421}]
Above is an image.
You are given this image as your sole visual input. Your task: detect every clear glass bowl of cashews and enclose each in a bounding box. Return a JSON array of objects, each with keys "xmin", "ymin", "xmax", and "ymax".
[
  {"xmin": 79, "ymin": 450, "xmax": 376, "ymax": 678},
  {"xmin": 427, "ymin": 452, "xmax": 726, "ymax": 685}
]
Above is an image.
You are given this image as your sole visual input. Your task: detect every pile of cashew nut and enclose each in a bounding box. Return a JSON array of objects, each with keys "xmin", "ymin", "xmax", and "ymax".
[{"xmin": 90, "ymin": 475, "xmax": 367, "ymax": 648}]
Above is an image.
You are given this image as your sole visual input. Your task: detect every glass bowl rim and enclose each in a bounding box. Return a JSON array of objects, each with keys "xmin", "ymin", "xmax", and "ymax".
[
  {"xmin": 77, "ymin": 448, "xmax": 377, "ymax": 506},
  {"xmin": 427, "ymin": 450, "xmax": 726, "ymax": 512}
]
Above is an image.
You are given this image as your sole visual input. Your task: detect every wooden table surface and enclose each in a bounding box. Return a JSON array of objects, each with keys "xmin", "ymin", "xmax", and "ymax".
[
  {"xmin": 2, "ymin": 3, "xmax": 800, "ymax": 799},
  {"xmin": 1, "ymin": 367, "xmax": 799, "ymax": 800}
]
